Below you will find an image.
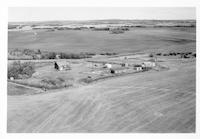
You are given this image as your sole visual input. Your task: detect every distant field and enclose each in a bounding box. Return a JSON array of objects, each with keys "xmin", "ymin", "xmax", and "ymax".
[{"xmin": 8, "ymin": 27, "xmax": 196, "ymax": 54}]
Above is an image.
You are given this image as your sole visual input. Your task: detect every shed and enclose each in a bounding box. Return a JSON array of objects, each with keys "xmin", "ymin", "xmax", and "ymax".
[
  {"xmin": 134, "ymin": 67, "xmax": 142, "ymax": 71},
  {"xmin": 56, "ymin": 54, "xmax": 61, "ymax": 59},
  {"xmin": 121, "ymin": 63, "xmax": 129, "ymax": 67},
  {"xmin": 104, "ymin": 63, "xmax": 112, "ymax": 69},
  {"xmin": 143, "ymin": 62, "xmax": 156, "ymax": 67},
  {"xmin": 134, "ymin": 64, "xmax": 143, "ymax": 71},
  {"xmin": 110, "ymin": 67, "xmax": 129, "ymax": 74}
]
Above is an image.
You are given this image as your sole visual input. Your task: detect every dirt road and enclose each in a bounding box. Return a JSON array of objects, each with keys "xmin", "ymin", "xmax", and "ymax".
[{"xmin": 7, "ymin": 60, "xmax": 195, "ymax": 133}]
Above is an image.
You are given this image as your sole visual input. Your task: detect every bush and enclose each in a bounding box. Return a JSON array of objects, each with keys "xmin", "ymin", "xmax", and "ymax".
[
  {"xmin": 169, "ymin": 52, "xmax": 177, "ymax": 56},
  {"xmin": 59, "ymin": 52, "xmax": 92, "ymax": 59},
  {"xmin": 156, "ymin": 53, "xmax": 162, "ymax": 56},
  {"xmin": 8, "ymin": 61, "xmax": 35, "ymax": 79},
  {"xmin": 110, "ymin": 69, "xmax": 115, "ymax": 74},
  {"xmin": 100, "ymin": 52, "xmax": 117, "ymax": 56},
  {"xmin": 23, "ymin": 49, "xmax": 35, "ymax": 55},
  {"xmin": 9, "ymin": 48, "xmax": 95, "ymax": 60},
  {"xmin": 149, "ymin": 53, "xmax": 154, "ymax": 57}
]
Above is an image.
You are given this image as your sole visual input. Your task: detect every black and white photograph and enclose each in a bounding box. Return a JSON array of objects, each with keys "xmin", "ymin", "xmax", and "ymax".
[{"xmin": 6, "ymin": 6, "xmax": 197, "ymax": 133}]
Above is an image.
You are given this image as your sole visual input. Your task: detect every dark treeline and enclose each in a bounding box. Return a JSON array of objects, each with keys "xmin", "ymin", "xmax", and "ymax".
[{"xmin": 8, "ymin": 48, "xmax": 98, "ymax": 60}]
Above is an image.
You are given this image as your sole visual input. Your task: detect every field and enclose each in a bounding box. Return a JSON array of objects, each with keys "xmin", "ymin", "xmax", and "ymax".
[
  {"xmin": 7, "ymin": 25, "xmax": 196, "ymax": 133},
  {"xmin": 8, "ymin": 27, "xmax": 196, "ymax": 54}
]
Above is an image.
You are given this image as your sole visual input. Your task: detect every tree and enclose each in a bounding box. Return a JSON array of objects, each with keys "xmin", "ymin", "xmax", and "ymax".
[
  {"xmin": 37, "ymin": 49, "xmax": 41, "ymax": 54},
  {"xmin": 8, "ymin": 61, "xmax": 35, "ymax": 79}
]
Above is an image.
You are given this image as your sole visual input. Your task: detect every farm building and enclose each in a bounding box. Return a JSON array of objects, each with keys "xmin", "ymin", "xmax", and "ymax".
[
  {"xmin": 142, "ymin": 62, "xmax": 156, "ymax": 67},
  {"xmin": 54, "ymin": 62, "xmax": 71, "ymax": 71},
  {"xmin": 56, "ymin": 54, "xmax": 61, "ymax": 59},
  {"xmin": 110, "ymin": 67, "xmax": 132, "ymax": 74},
  {"xmin": 134, "ymin": 65, "xmax": 143, "ymax": 71},
  {"xmin": 121, "ymin": 63, "xmax": 129, "ymax": 67},
  {"xmin": 104, "ymin": 63, "xmax": 112, "ymax": 69},
  {"xmin": 134, "ymin": 66, "xmax": 142, "ymax": 71}
]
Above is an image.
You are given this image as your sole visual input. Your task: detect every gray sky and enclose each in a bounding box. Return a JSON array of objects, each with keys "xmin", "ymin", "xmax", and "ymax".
[{"xmin": 8, "ymin": 7, "xmax": 196, "ymax": 22}]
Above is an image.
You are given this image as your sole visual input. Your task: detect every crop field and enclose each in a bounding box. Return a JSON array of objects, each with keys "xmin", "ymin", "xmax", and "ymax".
[
  {"xmin": 8, "ymin": 27, "xmax": 196, "ymax": 54},
  {"xmin": 7, "ymin": 57, "xmax": 195, "ymax": 132}
]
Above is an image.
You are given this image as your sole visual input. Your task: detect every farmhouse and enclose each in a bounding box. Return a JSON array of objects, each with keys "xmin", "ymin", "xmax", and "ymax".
[{"xmin": 54, "ymin": 62, "xmax": 71, "ymax": 71}]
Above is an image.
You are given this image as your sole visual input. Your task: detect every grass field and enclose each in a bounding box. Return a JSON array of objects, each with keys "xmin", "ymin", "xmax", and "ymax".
[
  {"xmin": 8, "ymin": 27, "xmax": 196, "ymax": 54},
  {"xmin": 7, "ymin": 58, "xmax": 195, "ymax": 132}
]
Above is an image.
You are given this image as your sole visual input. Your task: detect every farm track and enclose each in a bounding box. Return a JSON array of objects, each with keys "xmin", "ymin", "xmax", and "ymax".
[
  {"xmin": 8, "ymin": 81, "xmax": 43, "ymax": 93},
  {"xmin": 7, "ymin": 60, "xmax": 195, "ymax": 133}
]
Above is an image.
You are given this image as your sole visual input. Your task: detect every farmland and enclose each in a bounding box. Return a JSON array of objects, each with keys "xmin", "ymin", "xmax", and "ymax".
[
  {"xmin": 7, "ymin": 21, "xmax": 196, "ymax": 133},
  {"xmin": 8, "ymin": 27, "xmax": 196, "ymax": 54},
  {"xmin": 7, "ymin": 57, "xmax": 195, "ymax": 132}
]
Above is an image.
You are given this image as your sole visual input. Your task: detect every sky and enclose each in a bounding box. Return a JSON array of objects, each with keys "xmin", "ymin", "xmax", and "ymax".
[{"xmin": 8, "ymin": 7, "xmax": 196, "ymax": 22}]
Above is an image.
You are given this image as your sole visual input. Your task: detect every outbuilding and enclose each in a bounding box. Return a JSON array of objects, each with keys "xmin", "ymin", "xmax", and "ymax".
[
  {"xmin": 134, "ymin": 66, "xmax": 142, "ymax": 71},
  {"xmin": 134, "ymin": 64, "xmax": 143, "ymax": 71},
  {"xmin": 121, "ymin": 63, "xmax": 129, "ymax": 67},
  {"xmin": 104, "ymin": 63, "xmax": 112, "ymax": 69},
  {"xmin": 56, "ymin": 54, "xmax": 61, "ymax": 59},
  {"xmin": 143, "ymin": 62, "xmax": 156, "ymax": 67}
]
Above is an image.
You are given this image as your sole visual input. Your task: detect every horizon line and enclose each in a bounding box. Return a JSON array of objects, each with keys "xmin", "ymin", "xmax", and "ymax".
[{"xmin": 8, "ymin": 18, "xmax": 196, "ymax": 23}]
